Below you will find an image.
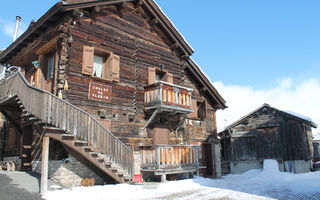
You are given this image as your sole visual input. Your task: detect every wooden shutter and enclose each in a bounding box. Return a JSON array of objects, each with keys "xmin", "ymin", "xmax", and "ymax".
[
  {"xmin": 188, "ymin": 99, "xmax": 198, "ymax": 119},
  {"xmin": 148, "ymin": 67, "xmax": 156, "ymax": 84},
  {"xmin": 111, "ymin": 53, "xmax": 120, "ymax": 82},
  {"xmin": 103, "ymin": 55, "xmax": 112, "ymax": 80},
  {"xmin": 166, "ymin": 73, "xmax": 173, "ymax": 84},
  {"xmin": 82, "ymin": 45, "xmax": 94, "ymax": 75}
]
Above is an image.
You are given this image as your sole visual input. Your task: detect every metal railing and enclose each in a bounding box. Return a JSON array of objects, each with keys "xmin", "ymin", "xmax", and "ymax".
[
  {"xmin": 140, "ymin": 145, "xmax": 200, "ymax": 170},
  {"xmin": 0, "ymin": 71, "xmax": 133, "ymax": 179}
]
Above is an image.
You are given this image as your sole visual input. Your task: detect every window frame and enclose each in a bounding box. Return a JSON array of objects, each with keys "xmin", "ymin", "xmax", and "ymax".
[{"xmin": 82, "ymin": 45, "xmax": 120, "ymax": 82}]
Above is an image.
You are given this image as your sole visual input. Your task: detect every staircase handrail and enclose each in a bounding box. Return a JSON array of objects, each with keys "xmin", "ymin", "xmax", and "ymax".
[{"xmin": 0, "ymin": 71, "xmax": 133, "ymax": 178}]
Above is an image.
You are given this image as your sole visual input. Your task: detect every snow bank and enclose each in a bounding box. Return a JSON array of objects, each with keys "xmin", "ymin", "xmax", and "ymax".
[
  {"xmin": 44, "ymin": 160, "xmax": 320, "ymax": 200},
  {"xmin": 262, "ymin": 159, "xmax": 280, "ymax": 175}
]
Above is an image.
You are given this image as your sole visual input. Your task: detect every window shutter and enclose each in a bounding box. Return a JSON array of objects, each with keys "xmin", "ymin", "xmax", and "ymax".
[
  {"xmin": 148, "ymin": 67, "xmax": 156, "ymax": 84},
  {"xmin": 166, "ymin": 73, "xmax": 173, "ymax": 84},
  {"xmin": 82, "ymin": 45, "xmax": 94, "ymax": 75},
  {"xmin": 103, "ymin": 56, "xmax": 111, "ymax": 80},
  {"xmin": 111, "ymin": 53, "xmax": 120, "ymax": 82},
  {"xmin": 188, "ymin": 99, "xmax": 198, "ymax": 119}
]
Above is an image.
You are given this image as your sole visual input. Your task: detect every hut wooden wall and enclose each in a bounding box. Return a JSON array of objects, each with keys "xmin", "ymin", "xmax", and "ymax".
[{"xmin": 228, "ymin": 113, "xmax": 313, "ymax": 162}]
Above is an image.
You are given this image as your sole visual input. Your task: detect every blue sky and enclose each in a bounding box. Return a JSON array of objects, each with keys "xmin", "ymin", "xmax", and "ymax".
[
  {"xmin": 0, "ymin": 0, "xmax": 319, "ymax": 88},
  {"xmin": 0, "ymin": 1, "xmax": 319, "ymax": 131}
]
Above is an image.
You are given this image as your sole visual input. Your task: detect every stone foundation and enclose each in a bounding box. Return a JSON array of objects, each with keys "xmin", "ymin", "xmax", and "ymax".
[
  {"xmin": 32, "ymin": 156, "xmax": 104, "ymax": 188},
  {"xmin": 281, "ymin": 160, "xmax": 312, "ymax": 173},
  {"xmin": 229, "ymin": 159, "xmax": 312, "ymax": 174}
]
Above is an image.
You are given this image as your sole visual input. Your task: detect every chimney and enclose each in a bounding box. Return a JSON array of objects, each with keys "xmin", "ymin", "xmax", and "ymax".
[{"xmin": 13, "ymin": 16, "xmax": 21, "ymax": 42}]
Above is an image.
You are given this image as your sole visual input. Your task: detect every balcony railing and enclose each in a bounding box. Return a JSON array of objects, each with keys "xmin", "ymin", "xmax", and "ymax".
[
  {"xmin": 144, "ymin": 81, "xmax": 193, "ymax": 114},
  {"xmin": 140, "ymin": 145, "xmax": 200, "ymax": 171}
]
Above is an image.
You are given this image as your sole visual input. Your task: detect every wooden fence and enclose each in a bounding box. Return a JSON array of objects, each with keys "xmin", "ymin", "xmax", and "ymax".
[{"xmin": 0, "ymin": 72, "xmax": 133, "ymax": 178}]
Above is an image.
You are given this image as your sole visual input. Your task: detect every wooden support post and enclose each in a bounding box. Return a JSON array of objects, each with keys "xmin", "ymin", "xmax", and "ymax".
[
  {"xmin": 196, "ymin": 146, "xmax": 200, "ymax": 176},
  {"xmin": 157, "ymin": 147, "xmax": 161, "ymax": 169},
  {"xmin": 161, "ymin": 174, "xmax": 166, "ymax": 182},
  {"xmin": 40, "ymin": 136, "xmax": 49, "ymax": 196}
]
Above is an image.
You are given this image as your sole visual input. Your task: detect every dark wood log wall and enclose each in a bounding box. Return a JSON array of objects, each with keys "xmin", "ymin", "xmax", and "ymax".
[
  {"xmin": 229, "ymin": 113, "xmax": 313, "ymax": 162},
  {"xmin": 63, "ymin": 3, "xmax": 216, "ymax": 147},
  {"xmin": 4, "ymin": 2, "xmax": 217, "ymax": 151}
]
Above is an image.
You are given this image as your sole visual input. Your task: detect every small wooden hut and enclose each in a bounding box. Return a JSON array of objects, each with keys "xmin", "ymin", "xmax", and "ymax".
[{"xmin": 219, "ymin": 103, "xmax": 317, "ymax": 174}]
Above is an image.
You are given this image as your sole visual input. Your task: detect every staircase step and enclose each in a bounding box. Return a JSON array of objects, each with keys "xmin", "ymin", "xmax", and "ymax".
[
  {"xmin": 34, "ymin": 121, "xmax": 44, "ymax": 125},
  {"xmin": 43, "ymin": 126, "xmax": 64, "ymax": 134},
  {"xmin": 89, "ymin": 152, "xmax": 98, "ymax": 158},
  {"xmin": 16, "ymin": 100, "xmax": 22, "ymax": 105},
  {"xmin": 21, "ymin": 113, "xmax": 32, "ymax": 118},
  {"xmin": 28, "ymin": 117, "xmax": 38, "ymax": 121},
  {"xmin": 116, "ymin": 172, "xmax": 124, "ymax": 177},
  {"xmin": 82, "ymin": 146, "xmax": 92, "ymax": 152},
  {"xmin": 104, "ymin": 162, "xmax": 112, "ymax": 167},
  {"xmin": 61, "ymin": 134, "xmax": 75, "ymax": 140},
  {"xmin": 23, "ymin": 163, "xmax": 31, "ymax": 167},
  {"xmin": 74, "ymin": 140, "xmax": 88, "ymax": 146}
]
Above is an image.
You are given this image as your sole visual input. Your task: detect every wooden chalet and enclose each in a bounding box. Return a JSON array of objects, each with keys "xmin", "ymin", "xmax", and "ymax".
[
  {"xmin": 219, "ymin": 103, "xmax": 317, "ymax": 174},
  {"xmin": 0, "ymin": 0, "xmax": 226, "ymax": 191}
]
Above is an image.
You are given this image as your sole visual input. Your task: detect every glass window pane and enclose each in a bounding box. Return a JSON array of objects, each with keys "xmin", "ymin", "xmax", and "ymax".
[
  {"xmin": 47, "ymin": 55, "xmax": 55, "ymax": 79},
  {"xmin": 93, "ymin": 55, "xmax": 103, "ymax": 78}
]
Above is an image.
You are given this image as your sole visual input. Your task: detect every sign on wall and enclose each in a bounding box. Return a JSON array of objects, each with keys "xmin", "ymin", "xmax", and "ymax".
[{"xmin": 88, "ymin": 82, "xmax": 112, "ymax": 102}]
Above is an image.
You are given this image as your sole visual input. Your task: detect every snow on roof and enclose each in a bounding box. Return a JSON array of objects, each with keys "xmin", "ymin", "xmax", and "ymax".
[{"xmin": 283, "ymin": 110, "xmax": 313, "ymax": 122}]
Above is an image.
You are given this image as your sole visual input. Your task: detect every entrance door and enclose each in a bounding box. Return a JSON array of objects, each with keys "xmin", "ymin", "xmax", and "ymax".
[
  {"xmin": 203, "ymin": 143, "xmax": 214, "ymax": 177},
  {"xmin": 34, "ymin": 52, "xmax": 56, "ymax": 93}
]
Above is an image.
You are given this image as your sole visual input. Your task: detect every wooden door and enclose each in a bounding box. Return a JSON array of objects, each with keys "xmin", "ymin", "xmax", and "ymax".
[
  {"xmin": 34, "ymin": 53, "xmax": 55, "ymax": 93},
  {"xmin": 203, "ymin": 143, "xmax": 214, "ymax": 177}
]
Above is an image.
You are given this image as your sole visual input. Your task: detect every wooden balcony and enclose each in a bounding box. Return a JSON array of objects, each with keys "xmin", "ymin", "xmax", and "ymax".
[
  {"xmin": 144, "ymin": 81, "xmax": 193, "ymax": 114},
  {"xmin": 140, "ymin": 145, "xmax": 200, "ymax": 176}
]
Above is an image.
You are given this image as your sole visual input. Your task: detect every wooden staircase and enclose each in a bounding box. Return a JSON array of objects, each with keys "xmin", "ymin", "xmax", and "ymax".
[{"xmin": 0, "ymin": 72, "xmax": 133, "ymax": 183}]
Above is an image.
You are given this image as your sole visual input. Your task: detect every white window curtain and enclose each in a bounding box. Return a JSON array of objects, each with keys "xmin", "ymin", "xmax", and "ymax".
[
  {"xmin": 93, "ymin": 55, "xmax": 103, "ymax": 78},
  {"xmin": 47, "ymin": 55, "xmax": 55, "ymax": 79}
]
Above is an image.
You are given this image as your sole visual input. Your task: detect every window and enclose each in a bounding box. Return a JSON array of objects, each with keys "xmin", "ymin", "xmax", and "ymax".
[
  {"xmin": 41, "ymin": 52, "xmax": 55, "ymax": 81},
  {"xmin": 156, "ymin": 70, "xmax": 166, "ymax": 82},
  {"xmin": 148, "ymin": 67, "xmax": 173, "ymax": 84},
  {"xmin": 47, "ymin": 54, "xmax": 55, "ymax": 80},
  {"xmin": 82, "ymin": 45, "xmax": 120, "ymax": 82},
  {"xmin": 188, "ymin": 100, "xmax": 206, "ymax": 120}
]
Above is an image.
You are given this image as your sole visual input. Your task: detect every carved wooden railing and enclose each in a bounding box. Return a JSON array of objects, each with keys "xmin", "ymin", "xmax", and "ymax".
[
  {"xmin": 0, "ymin": 72, "xmax": 133, "ymax": 179},
  {"xmin": 144, "ymin": 81, "xmax": 193, "ymax": 113},
  {"xmin": 140, "ymin": 145, "xmax": 200, "ymax": 170}
]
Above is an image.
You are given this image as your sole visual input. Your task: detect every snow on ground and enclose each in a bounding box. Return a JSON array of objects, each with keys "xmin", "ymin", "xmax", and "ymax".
[{"xmin": 44, "ymin": 160, "xmax": 320, "ymax": 200}]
